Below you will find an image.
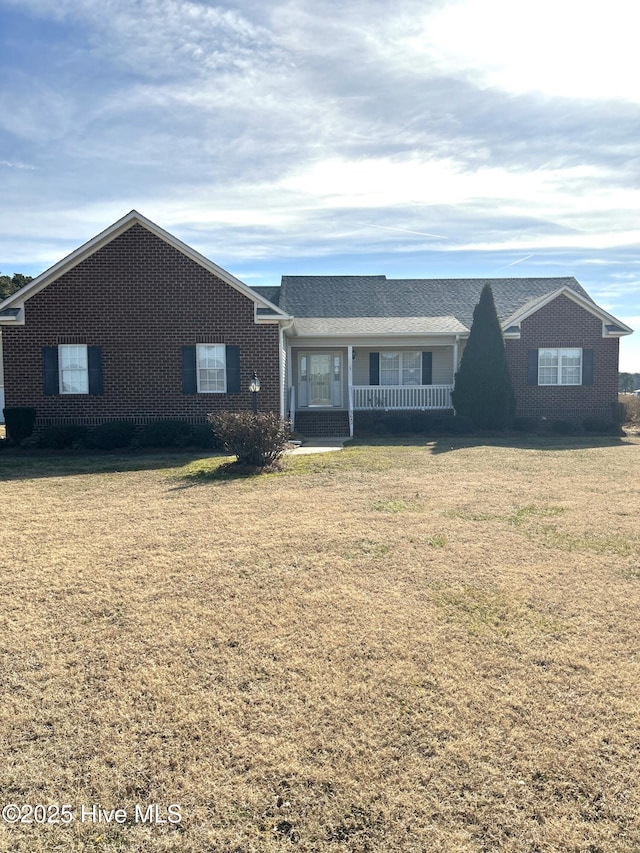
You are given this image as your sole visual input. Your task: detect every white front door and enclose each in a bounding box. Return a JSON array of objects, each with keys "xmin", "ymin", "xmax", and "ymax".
[{"xmin": 299, "ymin": 352, "xmax": 342, "ymax": 407}]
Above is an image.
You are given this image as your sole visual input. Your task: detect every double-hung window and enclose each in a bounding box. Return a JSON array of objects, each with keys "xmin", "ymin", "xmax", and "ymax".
[
  {"xmin": 59, "ymin": 344, "xmax": 89, "ymax": 394},
  {"xmin": 197, "ymin": 344, "xmax": 226, "ymax": 393},
  {"xmin": 538, "ymin": 348, "xmax": 582, "ymax": 385},
  {"xmin": 380, "ymin": 351, "xmax": 422, "ymax": 385}
]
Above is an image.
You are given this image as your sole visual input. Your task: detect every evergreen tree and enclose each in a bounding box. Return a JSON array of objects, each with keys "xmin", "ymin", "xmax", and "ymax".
[
  {"xmin": 0, "ymin": 273, "xmax": 33, "ymax": 301},
  {"xmin": 451, "ymin": 283, "xmax": 516, "ymax": 430}
]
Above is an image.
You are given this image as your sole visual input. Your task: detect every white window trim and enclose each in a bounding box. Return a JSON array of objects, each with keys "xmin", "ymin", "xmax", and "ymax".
[
  {"xmin": 380, "ymin": 351, "xmax": 422, "ymax": 386},
  {"xmin": 196, "ymin": 343, "xmax": 227, "ymax": 394},
  {"xmin": 538, "ymin": 348, "xmax": 583, "ymax": 386},
  {"xmin": 59, "ymin": 344, "xmax": 89, "ymax": 395}
]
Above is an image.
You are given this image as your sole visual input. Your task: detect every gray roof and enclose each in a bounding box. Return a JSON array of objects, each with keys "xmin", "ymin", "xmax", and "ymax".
[
  {"xmin": 256, "ymin": 276, "xmax": 592, "ymax": 327},
  {"xmin": 254, "ymin": 285, "xmax": 281, "ymax": 306},
  {"xmin": 292, "ymin": 316, "xmax": 468, "ymax": 337}
]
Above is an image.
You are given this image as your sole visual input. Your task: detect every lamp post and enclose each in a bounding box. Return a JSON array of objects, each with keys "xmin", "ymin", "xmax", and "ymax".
[{"xmin": 249, "ymin": 371, "xmax": 261, "ymax": 413}]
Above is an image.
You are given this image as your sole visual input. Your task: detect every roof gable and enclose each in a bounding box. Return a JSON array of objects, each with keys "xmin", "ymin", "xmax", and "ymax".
[
  {"xmin": 0, "ymin": 211, "xmax": 289, "ymax": 320},
  {"xmin": 502, "ymin": 286, "xmax": 633, "ymax": 336}
]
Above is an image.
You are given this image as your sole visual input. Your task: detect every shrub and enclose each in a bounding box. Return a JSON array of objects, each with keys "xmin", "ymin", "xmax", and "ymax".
[
  {"xmin": 209, "ymin": 412, "xmax": 290, "ymax": 468},
  {"xmin": 189, "ymin": 423, "xmax": 219, "ymax": 450},
  {"xmin": 140, "ymin": 419, "xmax": 194, "ymax": 448},
  {"xmin": 551, "ymin": 419, "xmax": 575, "ymax": 435},
  {"xmin": 512, "ymin": 416, "xmax": 538, "ymax": 433},
  {"xmin": 89, "ymin": 420, "xmax": 136, "ymax": 450},
  {"xmin": 386, "ymin": 412, "xmax": 413, "ymax": 434},
  {"xmin": 409, "ymin": 411, "xmax": 435, "ymax": 434},
  {"xmin": 444, "ymin": 415, "xmax": 475, "ymax": 434},
  {"xmin": 620, "ymin": 395, "xmax": 640, "ymax": 424},
  {"xmin": 3, "ymin": 407, "xmax": 36, "ymax": 445},
  {"xmin": 39, "ymin": 424, "xmax": 89, "ymax": 449},
  {"xmin": 582, "ymin": 417, "xmax": 609, "ymax": 433}
]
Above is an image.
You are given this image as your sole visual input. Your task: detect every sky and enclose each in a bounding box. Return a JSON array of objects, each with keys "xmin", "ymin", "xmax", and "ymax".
[{"xmin": 1, "ymin": 0, "xmax": 639, "ymax": 370}]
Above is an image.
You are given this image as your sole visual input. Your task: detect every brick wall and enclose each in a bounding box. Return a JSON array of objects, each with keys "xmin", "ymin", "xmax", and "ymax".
[
  {"xmin": 506, "ymin": 293, "xmax": 619, "ymax": 421},
  {"xmin": 2, "ymin": 224, "xmax": 281, "ymax": 426}
]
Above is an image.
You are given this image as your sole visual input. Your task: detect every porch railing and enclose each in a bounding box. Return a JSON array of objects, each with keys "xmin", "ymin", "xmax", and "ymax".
[{"xmin": 352, "ymin": 384, "xmax": 453, "ymax": 410}]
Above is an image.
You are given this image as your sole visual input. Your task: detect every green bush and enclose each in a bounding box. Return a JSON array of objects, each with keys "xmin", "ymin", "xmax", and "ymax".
[
  {"xmin": 551, "ymin": 419, "xmax": 575, "ymax": 435},
  {"xmin": 409, "ymin": 411, "xmax": 435, "ymax": 434},
  {"xmin": 89, "ymin": 420, "xmax": 136, "ymax": 450},
  {"xmin": 512, "ymin": 416, "xmax": 538, "ymax": 433},
  {"xmin": 209, "ymin": 412, "xmax": 290, "ymax": 468},
  {"xmin": 582, "ymin": 417, "xmax": 609, "ymax": 433},
  {"xmin": 444, "ymin": 415, "xmax": 474, "ymax": 434},
  {"xmin": 140, "ymin": 419, "xmax": 194, "ymax": 448},
  {"xmin": 386, "ymin": 412, "xmax": 413, "ymax": 434},
  {"xmin": 189, "ymin": 423, "xmax": 218, "ymax": 449},
  {"xmin": 3, "ymin": 406, "xmax": 36, "ymax": 445},
  {"xmin": 39, "ymin": 424, "xmax": 89, "ymax": 449}
]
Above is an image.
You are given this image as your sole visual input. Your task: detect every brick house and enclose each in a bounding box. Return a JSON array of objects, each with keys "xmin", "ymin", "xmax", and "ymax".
[{"xmin": 0, "ymin": 211, "xmax": 632, "ymax": 435}]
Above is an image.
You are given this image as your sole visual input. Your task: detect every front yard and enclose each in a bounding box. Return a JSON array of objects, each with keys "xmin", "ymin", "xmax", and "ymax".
[{"xmin": 1, "ymin": 436, "xmax": 639, "ymax": 852}]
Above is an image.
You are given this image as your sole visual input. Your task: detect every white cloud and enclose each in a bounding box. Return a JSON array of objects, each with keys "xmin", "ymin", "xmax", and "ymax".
[{"xmin": 390, "ymin": 0, "xmax": 640, "ymax": 102}]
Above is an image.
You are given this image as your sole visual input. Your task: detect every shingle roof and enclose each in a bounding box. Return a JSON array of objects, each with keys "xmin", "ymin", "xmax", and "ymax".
[
  {"xmin": 267, "ymin": 276, "xmax": 592, "ymax": 327},
  {"xmin": 292, "ymin": 316, "xmax": 469, "ymax": 337}
]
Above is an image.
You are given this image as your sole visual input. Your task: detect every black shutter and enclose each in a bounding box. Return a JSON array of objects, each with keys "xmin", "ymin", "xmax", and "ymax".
[
  {"xmin": 88, "ymin": 346, "xmax": 103, "ymax": 395},
  {"xmin": 582, "ymin": 349, "xmax": 594, "ymax": 385},
  {"xmin": 42, "ymin": 346, "xmax": 59, "ymax": 395},
  {"xmin": 422, "ymin": 351, "xmax": 433, "ymax": 385},
  {"xmin": 527, "ymin": 350, "xmax": 538, "ymax": 385},
  {"xmin": 226, "ymin": 345, "xmax": 241, "ymax": 393},
  {"xmin": 369, "ymin": 352, "xmax": 380, "ymax": 385},
  {"xmin": 181, "ymin": 346, "xmax": 197, "ymax": 394}
]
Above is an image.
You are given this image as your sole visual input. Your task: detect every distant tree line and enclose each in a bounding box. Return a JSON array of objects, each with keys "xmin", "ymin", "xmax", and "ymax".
[
  {"xmin": 619, "ymin": 372, "xmax": 640, "ymax": 393},
  {"xmin": 0, "ymin": 273, "xmax": 33, "ymax": 301}
]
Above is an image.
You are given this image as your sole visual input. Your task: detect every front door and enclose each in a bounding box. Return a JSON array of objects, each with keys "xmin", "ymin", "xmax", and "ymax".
[{"xmin": 298, "ymin": 352, "xmax": 342, "ymax": 407}]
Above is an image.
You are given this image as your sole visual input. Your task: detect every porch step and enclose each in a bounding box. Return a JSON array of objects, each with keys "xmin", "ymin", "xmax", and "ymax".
[{"xmin": 294, "ymin": 410, "xmax": 350, "ymax": 438}]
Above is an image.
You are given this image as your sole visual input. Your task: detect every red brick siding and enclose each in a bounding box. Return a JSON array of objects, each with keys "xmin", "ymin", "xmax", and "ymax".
[
  {"xmin": 2, "ymin": 224, "xmax": 280, "ymax": 425},
  {"xmin": 506, "ymin": 293, "xmax": 619, "ymax": 421}
]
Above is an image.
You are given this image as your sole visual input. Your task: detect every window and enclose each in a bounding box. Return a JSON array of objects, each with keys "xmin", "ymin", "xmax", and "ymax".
[
  {"xmin": 59, "ymin": 344, "xmax": 89, "ymax": 394},
  {"xmin": 538, "ymin": 348, "xmax": 582, "ymax": 385},
  {"xmin": 197, "ymin": 344, "xmax": 226, "ymax": 393},
  {"xmin": 380, "ymin": 351, "xmax": 422, "ymax": 385}
]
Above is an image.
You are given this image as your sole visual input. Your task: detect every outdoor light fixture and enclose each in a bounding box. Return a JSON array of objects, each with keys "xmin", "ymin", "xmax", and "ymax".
[{"xmin": 249, "ymin": 371, "xmax": 261, "ymax": 413}]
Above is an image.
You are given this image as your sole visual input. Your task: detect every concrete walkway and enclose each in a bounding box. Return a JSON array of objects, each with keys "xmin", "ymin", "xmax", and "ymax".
[{"xmin": 286, "ymin": 438, "xmax": 348, "ymax": 455}]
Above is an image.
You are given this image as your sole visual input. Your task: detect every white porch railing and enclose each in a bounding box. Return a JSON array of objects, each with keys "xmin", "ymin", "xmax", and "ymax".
[{"xmin": 352, "ymin": 384, "xmax": 453, "ymax": 410}]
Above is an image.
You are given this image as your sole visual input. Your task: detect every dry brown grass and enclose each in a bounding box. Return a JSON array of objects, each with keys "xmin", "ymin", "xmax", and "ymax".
[{"xmin": 1, "ymin": 436, "xmax": 640, "ymax": 852}]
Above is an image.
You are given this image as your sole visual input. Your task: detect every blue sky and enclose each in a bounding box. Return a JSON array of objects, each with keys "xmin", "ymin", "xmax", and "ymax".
[{"xmin": 1, "ymin": 0, "xmax": 639, "ymax": 369}]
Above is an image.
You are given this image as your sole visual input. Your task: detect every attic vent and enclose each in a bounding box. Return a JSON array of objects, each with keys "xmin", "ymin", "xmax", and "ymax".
[{"xmin": 57, "ymin": 335, "xmax": 87, "ymax": 344}]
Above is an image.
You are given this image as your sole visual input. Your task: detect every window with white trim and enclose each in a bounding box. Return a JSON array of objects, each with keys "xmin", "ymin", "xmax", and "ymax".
[
  {"xmin": 59, "ymin": 344, "xmax": 89, "ymax": 394},
  {"xmin": 197, "ymin": 344, "xmax": 226, "ymax": 393},
  {"xmin": 538, "ymin": 348, "xmax": 582, "ymax": 385},
  {"xmin": 380, "ymin": 351, "xmax": 422, "ymax": 385}
]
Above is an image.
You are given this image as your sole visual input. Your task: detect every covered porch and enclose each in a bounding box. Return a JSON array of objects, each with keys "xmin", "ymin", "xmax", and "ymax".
[{"xmin": 287, "ymin": 338, "xmax": 461, "ymax": 437}]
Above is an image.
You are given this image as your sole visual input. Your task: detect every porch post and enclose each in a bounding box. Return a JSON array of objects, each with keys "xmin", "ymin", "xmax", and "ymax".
[
  {"xmin": 347, "ymin": 345, "xmax": 354, "ymax": 437},
  {"xmin": 452, "ymin": 335, "xmax": 459, "ymax": 411}
]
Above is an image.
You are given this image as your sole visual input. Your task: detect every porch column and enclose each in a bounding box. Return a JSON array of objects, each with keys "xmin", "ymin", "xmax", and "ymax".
[
  {"xmin": 287, "ymin": 343, "xmax": 293, "ymax": 422},
  {"xmin": 347, "ymin": 345, "xmax": 354, "ymax": 437},
  {"xmin": 452, "ymin": 335, "xmax": 459, "ymax": 412}
]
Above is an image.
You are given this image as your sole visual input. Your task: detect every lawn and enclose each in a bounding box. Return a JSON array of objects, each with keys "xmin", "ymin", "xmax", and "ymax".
[{"xmin": 1, "ymin": 436, "xmax": 639, "ymax": 852}]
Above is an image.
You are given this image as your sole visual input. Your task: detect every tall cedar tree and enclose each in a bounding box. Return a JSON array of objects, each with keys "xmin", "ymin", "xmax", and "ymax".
[{"xmin": 451, "ymin": 283, "xmax": 516, "ymax": 429}]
